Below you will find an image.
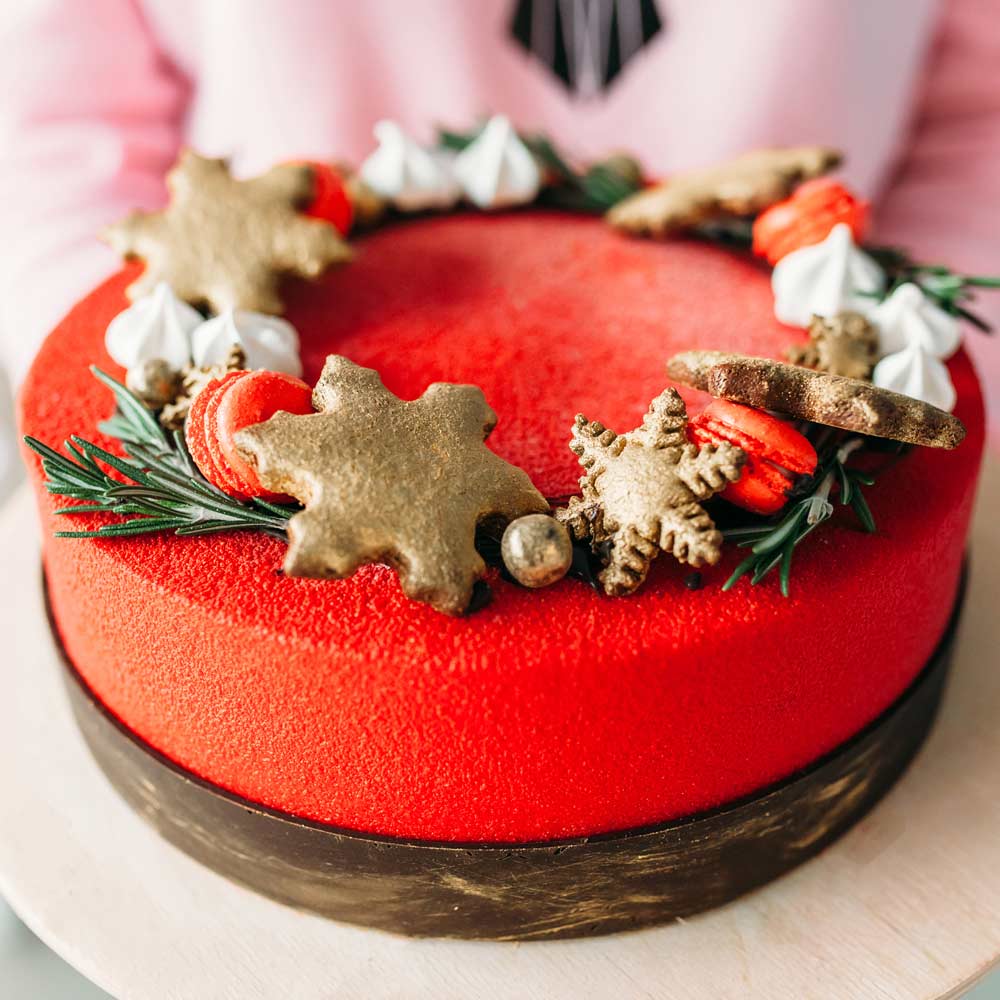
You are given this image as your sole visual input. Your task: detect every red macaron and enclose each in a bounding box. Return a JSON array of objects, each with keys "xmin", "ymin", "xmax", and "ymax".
[
  {"xmin": 185, "ymin": 369, "xmax": 314, "ymax": 499},
  {"xmin": 752, "ymin": 178, "xmax": 869, "ymax": 265},
  {"xmin": 302, "ymin": 162, "xmax": 353, "ymax": 237},
  {"xmin": 689, "ymin": 399, "xmax": 818, "ymax": 515}
]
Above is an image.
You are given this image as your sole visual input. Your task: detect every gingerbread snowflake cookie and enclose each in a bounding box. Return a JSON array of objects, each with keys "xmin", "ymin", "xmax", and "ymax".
[
  {"xmin": 234, "ymin": 356, "xmax": 548, "ymax": 615},
  {"xmin": 607, "ymin": 147, "xmax": 841, "ymax": 238},
  {"xmin": 667, "ymin": 350, "xmax": 966, "ymax": 449},
  {"xmin": 557, "ymin": 390, "xmax": 746, "ymax": 596},
  {"xmin": 104, "ymin": 151, "xmax": 352, "ymax": 315}
]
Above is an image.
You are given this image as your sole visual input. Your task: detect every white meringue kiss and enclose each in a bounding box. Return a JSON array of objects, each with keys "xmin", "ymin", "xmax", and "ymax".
[
  {"xmin": 772, "ymin": 224, "xmax": 885, "ymax": 327},
  {"xmin": 191, "ymin": 309, "xmax": 303, "ymax": 377},
  {"xmin": 872, "ymin": 343, "xmax": 956, "ymax": 412},
  {"xmin": 453, "ymin": 114, "xmax": 542, "ymax": 209},
  {"xmin": 105, "ymin": 282, "xmax": 202, "ymax": 371},
  {"xmin": 868, "ymin": 282, "xmax": 961, "ymax": 360},
  {"xmin": 359, "ymin": 120, "xmax": 460, "ymax": 212}
]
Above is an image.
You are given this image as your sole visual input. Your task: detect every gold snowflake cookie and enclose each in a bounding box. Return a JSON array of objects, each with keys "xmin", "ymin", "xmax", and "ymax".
[
  {"xmin": 607, "ymin": 147, "xmax": 841, "ymax": 238},
  {"xmin": 557, "ymin": 389, "xmax": 745, "ymax": 596},
  {"xmin": 104, "ymin": 151, "xmax": 352, "ymax": 314},
  {"xmin": 234, "ymin": 356, "xmax": 548, "ymax": 615}
]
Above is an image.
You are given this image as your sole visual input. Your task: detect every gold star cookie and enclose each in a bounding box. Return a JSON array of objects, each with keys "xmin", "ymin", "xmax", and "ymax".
[
  {"xmin": 234, "ymin": 356, "xmax": 549, "ymax": 615},
  {"xmin": 104, "ymin": 151, "xmax": 352, "ymax": 314}
]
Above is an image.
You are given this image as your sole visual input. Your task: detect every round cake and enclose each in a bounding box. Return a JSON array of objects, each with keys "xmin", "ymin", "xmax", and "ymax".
[{"xmin": 20, "ymin": 202, "xmax": 984, "ymax": 936}]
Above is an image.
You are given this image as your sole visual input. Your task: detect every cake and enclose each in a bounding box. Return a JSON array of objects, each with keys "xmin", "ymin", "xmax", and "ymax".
[{"xmin": 18, "ymin": 119, "xmax": 988, "ymax": 939}]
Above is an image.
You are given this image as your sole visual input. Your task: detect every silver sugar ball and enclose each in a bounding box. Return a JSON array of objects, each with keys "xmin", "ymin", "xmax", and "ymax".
[
  {"xmin": 501, "ymin": 514, "xmax": 573, "ymax": 589},
  {"xmin": 126, "ymin": 358, "xmax": 181, "ymax": 409}
]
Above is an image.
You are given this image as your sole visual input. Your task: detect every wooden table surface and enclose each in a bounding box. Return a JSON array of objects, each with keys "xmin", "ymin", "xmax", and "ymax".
[{"xmin": 1, "ymin": 461, "xmax": 999, "ymax": 1000}]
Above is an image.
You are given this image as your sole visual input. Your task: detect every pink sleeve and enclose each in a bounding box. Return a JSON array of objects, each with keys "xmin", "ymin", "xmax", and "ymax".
[
  {"xmin": 873, "ymin": 0, "xmax": 1000, "ymax": 416},
  {"xmin": 0, "ymin": 0, "xmax": 187, "ymax": 382}
]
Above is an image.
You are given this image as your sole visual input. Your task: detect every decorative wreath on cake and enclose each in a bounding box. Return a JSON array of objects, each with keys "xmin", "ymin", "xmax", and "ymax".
[{"xmin": 26, "ymin": 115, "xmax": 998, "ymax": 616}]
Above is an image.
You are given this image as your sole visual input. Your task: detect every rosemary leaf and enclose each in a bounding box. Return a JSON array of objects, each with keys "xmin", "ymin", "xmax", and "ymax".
[
  {"xmin": 750, "ymin": 547, "xmax": 786, "ymax": 585},
  {"xmin": 836, "ymin": 462, "xmax": 852, "ymax": 505},
  {"xmin": 721, "ymin": 524, "xmax": 774, "ymax": 543},
  {"xmin": 751, "ymin": 503, "xmax": 808, "ymax": 555},
  {"xmin": 850, "ymin": 490, "xmax": 877, "ymax": 533},
  {"xmin": 56, "ymin": 517, "xmax": 191, "ymax": 539},
  {"xmin": 779, "ymin": 544, "xmax": 795, "ymax": 598},
  {"xmin": 92, "ymin": 366, "xmax": 165, "ymax": 444},
  {"xmin": 73, "ymin": 437, "xmax": 155, "ymax": 486},
  {"xmin": 722, "ymin": 551, "xmax": 759, "ymax": 592}
]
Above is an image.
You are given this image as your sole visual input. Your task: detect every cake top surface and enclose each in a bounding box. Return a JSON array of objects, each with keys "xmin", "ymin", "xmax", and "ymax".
[{"xmin": 25, "ymin": 209, "xmax": 984, "ymax": 639}]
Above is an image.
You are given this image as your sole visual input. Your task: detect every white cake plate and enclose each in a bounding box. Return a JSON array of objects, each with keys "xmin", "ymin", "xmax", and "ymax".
[{"xmin": 1, "ymin": 458, "xmax": 999, "ymax": 1000}]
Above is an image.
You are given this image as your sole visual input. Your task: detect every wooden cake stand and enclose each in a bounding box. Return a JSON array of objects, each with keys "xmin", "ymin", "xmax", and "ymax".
[{"xmin": 1, "ymin": 458, "xmax": 999, "ymax": 1000}]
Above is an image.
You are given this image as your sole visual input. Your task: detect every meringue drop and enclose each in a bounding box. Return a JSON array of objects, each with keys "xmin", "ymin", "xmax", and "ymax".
[
  {"xmin": 452, "ymin": 115, "xmax": 542, "ymax": 210},
  {"xmin": 772, "ymin": 223, "xmax": 885, "ymax": 327},
  {"xmin": 868, "ymin": 282, "xmax": 961, "ymax": 359},
  {"xmin": 872, "ymin": 343, "xmax": 956, "ymax": 412},
  {"xmin": 191, "ymin": 309, "xmax": 303, "ymax": 377},
  {"xmin": 359, "ymin": 120, "xmax": 460, "ymax": 212},
  {"xmin": 105, "ymin": 282, "xmax": 201, "ymax": 371}
]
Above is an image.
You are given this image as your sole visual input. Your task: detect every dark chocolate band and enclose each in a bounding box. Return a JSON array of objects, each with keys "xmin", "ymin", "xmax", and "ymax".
[{"xmin": 50, "ymin": 571, "xmax": 963, "ymax": 941}]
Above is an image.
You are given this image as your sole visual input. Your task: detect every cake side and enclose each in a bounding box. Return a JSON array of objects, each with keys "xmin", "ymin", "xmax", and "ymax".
[{"xmin": 20, "ymin": 212, "xmax": 985, "ymax": 843}]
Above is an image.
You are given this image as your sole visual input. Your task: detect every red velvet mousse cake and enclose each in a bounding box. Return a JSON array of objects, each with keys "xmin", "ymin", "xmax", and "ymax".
[{"xmin": 19, "ymin": 131, "xmax": 988, "ymax": 940}]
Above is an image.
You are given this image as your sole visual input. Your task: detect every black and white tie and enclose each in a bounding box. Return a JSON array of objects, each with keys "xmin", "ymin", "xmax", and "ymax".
[{"xmin": 510, "ymin": 0, "xmax": 665, "ymax": 97}]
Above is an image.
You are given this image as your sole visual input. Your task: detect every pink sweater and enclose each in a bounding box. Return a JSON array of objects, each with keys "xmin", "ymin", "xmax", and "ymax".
[{"xmin": 0, "ymin": 0, "xmax": 997, "ymax": 416}]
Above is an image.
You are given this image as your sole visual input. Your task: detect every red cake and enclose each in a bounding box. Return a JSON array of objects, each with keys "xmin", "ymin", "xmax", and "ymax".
[
  {"xmin": 18, "ymin": 140, "xmax": 987, "ymax": 937},
  {"xmin": 22, "ymin": 210, "xmax": 983, "ymax": 832}
]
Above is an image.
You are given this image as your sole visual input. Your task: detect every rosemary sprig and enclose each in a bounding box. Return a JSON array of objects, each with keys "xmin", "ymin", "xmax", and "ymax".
[
  {"xmin": 436, "ymin": 124, "xmax": 642, "ymax": 212},
  {"xmin": 859, "ymin": 245, "xmax": 998, "ymax": 333},
  {"xmin": 720, "ymin": 436, "xmax": 878, "ymax": 597},
  {"xmin": 24, "ymin": 367, "xmax": 294, "ymax": 541}
]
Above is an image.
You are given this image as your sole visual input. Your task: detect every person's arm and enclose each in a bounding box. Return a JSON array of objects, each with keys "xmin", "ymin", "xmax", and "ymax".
[
  {"xmin": 0, "ymin": 0, "xmax": 188, "ymax": 382},
  {"xmin": 873, "ymin": 0, "xmax": 1000, "ymax": 416}
]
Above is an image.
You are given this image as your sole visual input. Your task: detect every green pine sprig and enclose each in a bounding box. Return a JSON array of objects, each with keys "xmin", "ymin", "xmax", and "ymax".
[
  {"xmin": 436, "ymin": 124, "xmax": 643, "ymax": 212},
  {"xmin": 24, "ymin": 367, "xmax": 295, "ymax": 541},
  {"xmin": 720, "ymin": 436, "xmax": 879, "ymax": 597},
  {"xmin": 865, "ymin": 246, "xmax": 1000, "ymax": 333}
]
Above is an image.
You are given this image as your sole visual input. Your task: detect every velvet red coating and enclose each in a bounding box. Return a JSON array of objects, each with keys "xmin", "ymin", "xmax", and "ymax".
[
  {"xmin": 689, "ymin": 400, "xmax": 818, "ymax": 514},
  {"xmin": 215, "ymin": 370, "xmax": 314, "ymax": 497},
  {"xmin": 20, "ymin": 212, "xmax": 984, "ymax": 843}
]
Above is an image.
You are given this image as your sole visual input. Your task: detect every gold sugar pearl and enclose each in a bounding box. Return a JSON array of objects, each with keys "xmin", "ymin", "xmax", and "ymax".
[
  {"xmin": 126, "ymin": 359, "xmax": 181, "ymax": 409},
  {"xmin": 501, "ymin": 514, "xmax": 573, "ymax": 589}
]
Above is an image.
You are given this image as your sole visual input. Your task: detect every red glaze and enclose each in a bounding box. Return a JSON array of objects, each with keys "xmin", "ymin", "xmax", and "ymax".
[
  {"xmin": 215, "ymin": 370, "xmax": 314, "ymax": 497},
  {"xmin": 753, "ymin": 178, "xmax": 869, "ymax": 265},
  {"xmin": 20, "ymin": 212, "xmax": 984, "ymax": 843},
  {"xmin": 689, "ymin": 400, "xmax": 818, "ymax": 515},
  {"xmin": 302, "ymin": 162, "xmax": 353, "ymax": 236}
]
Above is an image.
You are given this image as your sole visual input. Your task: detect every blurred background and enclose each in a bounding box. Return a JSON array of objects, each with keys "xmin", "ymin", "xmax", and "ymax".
[{"xmin": 0, "ymin": 0, "xmax": 997, "ymax": 995}]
